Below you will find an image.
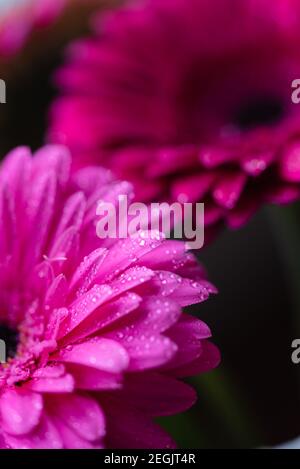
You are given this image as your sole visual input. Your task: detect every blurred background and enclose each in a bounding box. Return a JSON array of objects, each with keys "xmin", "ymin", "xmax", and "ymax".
[{"xmin": 0, "ymin": 0, "xmax": 299, "ymax": 449}]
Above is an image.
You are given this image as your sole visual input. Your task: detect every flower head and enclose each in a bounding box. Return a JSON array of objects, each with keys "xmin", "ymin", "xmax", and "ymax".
[
  {"xmin": 50, "ymin": 0, "xmax": 300, "ymax": 231},
  {"xmin": 0, "ymin": 144, "xmax": 219, "ymax": 448}
]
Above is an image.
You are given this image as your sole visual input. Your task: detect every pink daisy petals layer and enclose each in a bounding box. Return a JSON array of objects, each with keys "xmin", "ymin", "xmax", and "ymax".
[{"xmin": 0, "ymin": 144, "xmax": 219, "ymax": 449}]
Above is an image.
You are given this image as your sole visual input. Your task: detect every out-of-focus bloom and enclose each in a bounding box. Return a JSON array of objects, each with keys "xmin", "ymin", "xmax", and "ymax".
[
  {"xmin": 50, "ymin": 0, "xmax": 300, "ymax": 231},
  {"xmin": 0, "ymin": 144, "xmax": 219, "ymax": 448}
]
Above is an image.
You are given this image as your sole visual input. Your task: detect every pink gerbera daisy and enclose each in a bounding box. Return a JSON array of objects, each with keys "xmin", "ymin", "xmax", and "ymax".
[
  {"xmin": 50, "ymin": 0, "xmax": 300, "ymax": 231},
  {"xmin": 0, "ymin": 144, "xmax": 219, "ymax": 449}
]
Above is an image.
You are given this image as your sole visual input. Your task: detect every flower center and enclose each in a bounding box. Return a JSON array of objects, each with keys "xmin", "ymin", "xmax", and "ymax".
[
  {"xmin": 0, "ymin": 323, "xmax": 19, "ymax": 361},
  {"xmin": 234, "ymin": 95, "xmax": 284, "ymax": 130}
]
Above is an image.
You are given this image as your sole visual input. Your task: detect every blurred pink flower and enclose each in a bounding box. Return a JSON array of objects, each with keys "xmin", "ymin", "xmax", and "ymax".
[
  {"xmin": 50, "ymin": 0, "xmax": 300, "ymax": 231},
  {"xmin": 0, "ymin": 144, "xmax": 219, "ymax": 448}
]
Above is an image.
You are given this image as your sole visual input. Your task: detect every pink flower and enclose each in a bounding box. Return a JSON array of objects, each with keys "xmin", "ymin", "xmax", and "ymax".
[
  {"xmin": 50, "ymin": 0, "xmax": 300, "ymax": 231},
  {"xmin": 0, "ymin": 144, "xmax": 219, "ymax": 449}
]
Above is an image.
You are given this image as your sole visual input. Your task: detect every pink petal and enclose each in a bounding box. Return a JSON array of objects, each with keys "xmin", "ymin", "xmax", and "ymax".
[
  {"xmin": 44, "ymin": 274, "xmax": 67, "ymax": 311},
  {"xmin": 46, "ymin": 394, "xmax": 105, "ymax": 442},
  {"xmin": 148, "ymin": 146, "xmax": 197, "ymax": 177},
  {"xmin": 213, "ymin": 173, "xmax": 247, "ymax": 209},
  {"xmin": 60, "ymin": 292, "xmax": 141, "ymax": 345},
  {"xmin": 103, "ymin": 400, "xmax": 176, "ymax": 449},
  {"xmin": 66, "ymin": 363, "xmax": 123, "ymax": 390},
  {"xmin": 165, "ymin": 314, "xmax": 212, "ymax": 370},
  {"xmin": 33, "ymin": 145, "xmax": 71, "ymax": 187},
  {"xmin": 199, "ymin": 146, "xmax": 235, "ymax": 168},
  {"xmin": 94, "ymin": 231, "xmax": 165, "ymax": 283},
  {"xmin": 51, "ymin": 191, "xmax": 86, "ymax": 243},
  {"xmin": 119, "ymin": 334, "xmax": 177, "ymax": 371},
  {"xmin": 280, "ymin": 143, "xmax": 300, "ymax": 182},
  {"xmin": 118, "ymin": 372, "xmax": 197, "ymax": 416},
  {"xmin": 57, "ymin": 284, "xmax": 113, "ymax": 338},
  {"xmin": 55, "ymin": 337, "xmax": 129, "ymax": 373},
  {"xmin": 170, "ymin": 341, "xmax": 221, "ymax": 377},
  {"xmin": 172, "ymin": 173, "xmax": 216, "ymax": 202},
  {"xmin": 25, "ymin": 374, "xmax": 74, "ymax": 393},
  {"xmin": 0, "ymin": 146, "xmax": 31, "ymax": 201},
  {"xmin": 4, "ymin": 415, "xmax": 63, "ymax": 449},
  {"xmin": 50, "ymin": 416, "xmax": 102, "ymax": 449},
  {"xmin": 0, "ymin": 389, "xmax": 43, "ymax": 436},
  {"xmin": 267, "ymin": 184, "xmax": 300, "ymax": 204},
  {"xmin": 242, "ymin": 151, "xmax": 273, "ymax": 176},
  {"xmin": 68, "ymin": 247, "xmax": 108, "ymax": 296},
  {"xmin": 24, "ymin": 172, "xmax": 57, "ymax": 271}
]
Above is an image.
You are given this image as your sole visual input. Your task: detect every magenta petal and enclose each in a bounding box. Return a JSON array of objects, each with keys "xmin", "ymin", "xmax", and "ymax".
[
  {"xmin": 170, "ymin": 341, "xmax": 221, "ymax": 377},
  {"xmin": 111, "ymin": 266, "xmax": 155, "ymax": 295},
  {"xmin": 107, "ymin": 333, "xmax": 178, "ymax": 372},
  {"xmin": 60, "ymin": 292, "xmax": 142, "ymax": 345},
  {"xmin": 24, "ymin": 172, "xmax": 57, "ymax": 271},
  {"xmin": 172, "ymin": 173, "xmax": 215, "ymax": 202},
  {"xmin": 32, "ymin": 364, "xmax": 66, "ymax": 379},
  {"xmin": 165, "ymin": 315, "xmax": 212, "ymax": 370},
  {"xmin": 52, "ymin": 191, "xmax": 86, "ymax": 243},
  {"xmin": 94, "ymin": 231, "xmax": 165, "ymax": 282},
  {"xmin": 280, "ymin": 143, "xmax": 300, "ymax": 182},
  {"xmin": 103, "ymin": 400, "xmax": 176, "ymax": 449},
  {"xmin": 107, "ymin": 297, "xmax": 181, "ymax": 337},
  {"xmin": 266, "ymin": 184, "xmax": 300, "ymax": 204},
  {"xmin": 0, "ymin": 146, "xmax": 31, "ymax": 200},
  {"xmin": 0, "ymin": 184, "xmax": 17, "ymax": 260},
  {"xmin": 46, "ymin": 393, "xmax": 105, "ymax": 442},
  {"xmin": 66, "ymin": 363, "xmax": 123, "ymax": 390},
  {"xmin": 0, "ymin": 389, "xmax": 43, "ymax": 436},
  {"xmin": 44, "ymin": 274, "xmax": 67, "ymax": 312},
  {"xmin": 48, "ymin": 225, "xmax": 79, "ymax": 265},
  {"xmin": 167, "ymin": 277, "xmax": 211, "ymax": 306},
  {"xmin": 136, "ymin": 240, "xmax": 207, "ymax": 280},
  {"xmin": 241, "ymin": 151, "xmax": 273, "ymax": 176},
  {"xmin": 69, "ymin": 247, "xmax": 108, "ymax": 295},
  {"xmin": 4, "ymin": 415, "xmax": 63, "ymax": 449},
  {"xmin": 55, "ymin": 337, "xmax": 129, "ymax": 373},
  {"xmin": 25, "ymin": 374, "xmax": 75, "ymax": 393},
  {"xmin": 57, "ymin": 284, "xmax": 113, "ymax": 338},
  {"xmin": 33, "ymin": 144, "xmax": 71, "ymax": 187},
  {"xmin": 213, "ymin": 173, "xmax": 247, "ymax": 209},
  {"xmin": 50, "ymin": 416, "xmax": 102, "ymax": 449},
  {"xmin": 199, "ymin": 146, "xmax": 235, "ymax": 168},
  {"xmin": 148, "ymin": 146, "xmax": 197, "ymax": 177}
]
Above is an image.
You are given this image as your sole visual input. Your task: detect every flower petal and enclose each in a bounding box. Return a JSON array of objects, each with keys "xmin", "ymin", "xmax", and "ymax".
[{"xmin": 55, "ymin": 337, "xmax": 129, "ymax": 373}]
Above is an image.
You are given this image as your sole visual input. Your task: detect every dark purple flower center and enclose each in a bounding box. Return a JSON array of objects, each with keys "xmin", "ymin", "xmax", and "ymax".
[
  {"xmin": 0, "ymin": 323, "xmax": 19, "ymax": 359},
  {"xmin": 234, "ymin": 95, "xmax": 284, "ymax": 130}
]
